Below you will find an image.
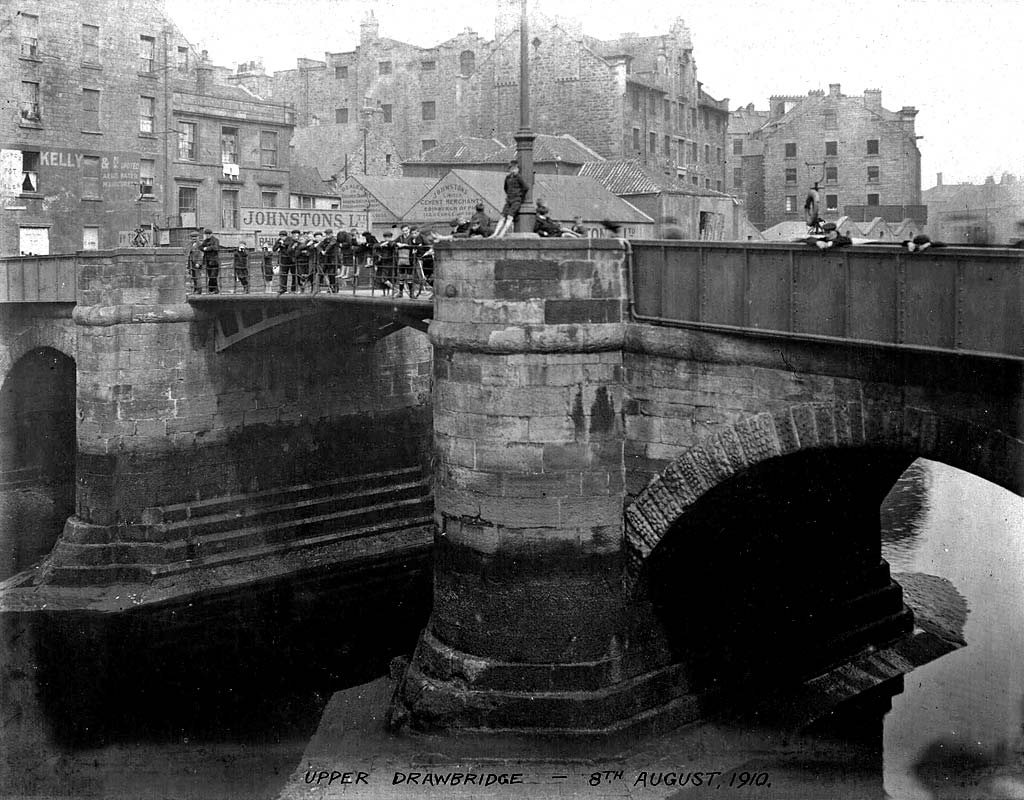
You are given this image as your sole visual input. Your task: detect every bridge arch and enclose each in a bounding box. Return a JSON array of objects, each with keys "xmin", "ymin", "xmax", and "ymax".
[{"xmin": 624, "ymin": 399, "xmax": 1024, "ymax": 584}]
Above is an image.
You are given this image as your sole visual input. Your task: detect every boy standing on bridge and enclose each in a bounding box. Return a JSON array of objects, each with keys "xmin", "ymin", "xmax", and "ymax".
[
  {"xmin": 490, "ymin": 161, "xmax": 529, "ymax": 238},
  {"xmin": 199, "ymin": 228, "xmax": 220, "ymax": 294}
]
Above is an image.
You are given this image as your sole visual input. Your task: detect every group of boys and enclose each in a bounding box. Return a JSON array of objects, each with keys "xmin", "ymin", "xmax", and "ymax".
[{"xmin": 272, "ymin": 228, "xmax": 376, "ymax": 295}]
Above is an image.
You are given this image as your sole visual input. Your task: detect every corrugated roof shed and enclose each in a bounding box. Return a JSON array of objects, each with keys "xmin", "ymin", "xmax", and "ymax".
[
  {"xmin": 411, "ymin": 134, "xmax": 604, "ymax": 167},
  {"xmin": 579, "ymin": 159, "xmax": 725, "ymax": 197},
  {"xmin": 448, "ymin": 170, "xmax": 652, "ymax": 224}
]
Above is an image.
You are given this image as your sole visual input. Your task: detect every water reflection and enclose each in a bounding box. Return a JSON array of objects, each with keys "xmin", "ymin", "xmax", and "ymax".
[{"xmin": 881, "ymin": 459, "xmax": 1024, "ymax": 800}]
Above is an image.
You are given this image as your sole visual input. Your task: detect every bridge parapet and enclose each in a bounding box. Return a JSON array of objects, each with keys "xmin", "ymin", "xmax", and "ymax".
[
  {"xmin": 0, "ymin": 255, "xmax": 77, "ymax": 303},
  {"xmin": 631, "ymin": 241, "xmax": 1024, "ymax": 359}
]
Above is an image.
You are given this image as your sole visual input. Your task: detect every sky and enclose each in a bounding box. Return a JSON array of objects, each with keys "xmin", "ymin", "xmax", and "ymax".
[{"xmin": 163, "ymin": 0, "xmax": 1024, "ymax": 187}]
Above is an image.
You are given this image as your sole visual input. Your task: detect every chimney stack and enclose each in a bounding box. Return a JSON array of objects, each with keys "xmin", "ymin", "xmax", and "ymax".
[
  {"xmin": 864, "ymin": 89, "xmax": 882, "ymax": 109},
  {"xmin": 196, "ymin": 50, "xmax": 213, "ymax": 94},
  {"xmin": 936, "ymin": 172, "xmax": 943, "ymax": 187},
  {"xmin": 828, "ymin": 83, "xmax": 841, "ymax": 97}
]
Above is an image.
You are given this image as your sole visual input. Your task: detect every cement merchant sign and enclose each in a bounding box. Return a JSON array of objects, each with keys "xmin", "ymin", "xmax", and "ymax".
[{"xmin": 239, "ymin": 208, "xmax": 369, "ymax": 231}]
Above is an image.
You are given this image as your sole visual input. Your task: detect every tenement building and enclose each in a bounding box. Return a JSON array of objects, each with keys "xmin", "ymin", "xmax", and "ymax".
[
  {"xmin": 0, "ymin": 0, "xmax": 293, "ymax": 255},
  {"xmin": 230, "ymin": 3, "xmax": 729, "ymax": 191},
  {"xmin": 729, "ymin": 84, "xmax": 923, "ymax": 230}
]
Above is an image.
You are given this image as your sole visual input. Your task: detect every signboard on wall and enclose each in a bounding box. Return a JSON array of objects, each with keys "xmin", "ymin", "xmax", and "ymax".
[
  {"xmin": 18, "ymin": 227, "xmax": 49, "ymax": 255},
  {"xmin": 238, "ymin": 208, "xmax": 370, "ymax": 233},
  {"xmin": 1, "ymin": 149, "xmax": 23, "ymax": 199}
]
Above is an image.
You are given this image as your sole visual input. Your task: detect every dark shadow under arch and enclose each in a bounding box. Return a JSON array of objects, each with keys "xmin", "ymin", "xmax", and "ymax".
[
  {"xmin": 643, "ymin": 447, "xmax": 914, "ymax": 693},
  {"xmin": 0, "ymin": 346, "xmax": 76, "ymax": 578}
]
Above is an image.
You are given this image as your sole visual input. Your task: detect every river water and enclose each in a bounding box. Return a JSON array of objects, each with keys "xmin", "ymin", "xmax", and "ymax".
[
  {"xmin": 1, "ymin": 458, "xmax": 1022, "ymax": 799},
  {"xmin": 880, "ymin": 460, "xmax": 1024, "ymax": 800}
]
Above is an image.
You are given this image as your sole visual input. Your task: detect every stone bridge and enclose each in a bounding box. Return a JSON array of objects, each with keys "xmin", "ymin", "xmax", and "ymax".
[{"xmin": 1, "ymin": 240, "xmax": 1021, "ymax": 736}]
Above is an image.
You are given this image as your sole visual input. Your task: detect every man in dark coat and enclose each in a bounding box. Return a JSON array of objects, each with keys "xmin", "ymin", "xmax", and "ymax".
[
  {"xmin": 199, "ymin": 228, "xmax": 220, "ymax": 294},
  {"xmin": 275, "ymin": 229, "xmax": 299, "ymax": 294}
]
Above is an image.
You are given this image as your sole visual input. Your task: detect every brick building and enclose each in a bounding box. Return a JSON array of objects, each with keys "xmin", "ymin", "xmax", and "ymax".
[
  {"xmin": 729, "ymin": 84, "xmax": 923, "ymax": 230},
  {"xmin": 1, "ymin": 0, "xmax": 293, "ymax": 255},
  {"xmin": 231, "ymin": 4, "xmax": 729, "ymax": 191}
]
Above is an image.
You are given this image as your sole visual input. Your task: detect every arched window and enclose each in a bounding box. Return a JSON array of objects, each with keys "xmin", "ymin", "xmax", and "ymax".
[{"xmin": 460, "ymin": 50, "xmax": 475, "ymax": 76}]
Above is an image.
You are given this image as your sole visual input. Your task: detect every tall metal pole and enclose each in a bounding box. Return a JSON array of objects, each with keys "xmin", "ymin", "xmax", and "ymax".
[{"xmin": 513, "ymin": 0, "xmax": 536, "ymax": 233}]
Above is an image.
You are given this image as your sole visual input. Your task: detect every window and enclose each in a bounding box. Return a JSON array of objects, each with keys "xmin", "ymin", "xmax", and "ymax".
[
  {"xmin": 139, "ymin": 35, "xmax": 155, "ymax": 72},
  {"xmin": 691, "ymin": 176, "xmax": 698, "ymax": 186},
  {"xmin": 701, "ymin": 109, "xmax": 709, "ymax": 129},
  {"xmin": 632, "ymin": 128, "xmax": 639, "ymax": 151},
  {"xmin": 221, "ymin": 190, "xmax": 239, "ymax": 228},
  {"xmin": 261, "ymin": 191, "xmax": 278, "ymax": 208},
  {"xmin": 704, "ymin": 144, "xmax": 710, "ymax": 163},
  {"xmin": 867, "ymin": 165, "xmax": 879, "ymax": 183},
  {"xmin": 867, "ymin": 193, "xmax": 880, "ymax": 206},
  {"xmin": 784, "ymin": 142, "xmax": 797, "ymax": 158},
  {"xmin": 733, "ymin": 139, "xmax": 743, "ymax": 156},
  {"xmin": 826, "ymin": 194, "xmax": 839, "ymax": 211},
  {"xmin": 83, "ymin": 227, "xmax": 100, "ymax": 251},
  {"xmin": 825, "ymin": 166, "xmax": 838, "ymax": 183},
  {"xmin": 733, "ymin": 167, "xmax": 743, "ymax": 188},
  {"xmin": 381, "ymin": 104, "xmax": 392, "ymax": 123},
  {"xmin": 385, "ymin": 154, "xmax": 391, "ymax": 167},
  {"xmin": 139, "ymin": 159, "xmax": 155, "ymax": 197},
  {"xmin": 178, "ymin": 121, "xmax": 197, "ymax": 160},
  {"xmin": 176, "ymin": 46, "xmax": 189, "ymax": 73},
  {"xmin": 705, "ymin": 178, "xmax": 711, "ymax": 189},
  {"xmin": 716, "ymin": 147, "xmax": 722, "ymax": 164},
  {"xmin": 178, "ymin": 185, "xmax": 198, "ymax": 227},
  {"xmin": 460, "ymin": 51, "xmax": 475, "ymax": 75},
  {"xmin": 422, "ymin": 101, "xmax": 436, "ymax": 121},
  {"xmin": 421, "ymin": 60, "xmax": 435, "ymax": 71},
  {"xmin": 221, "ymin": 127, "xmax": 238, "ymax": 164},
  {"xmin": 378, "ymin": 60, "xmax": 391, "ymax": 75},
  {"xmin": 82, "ymin": 89, "xmax": 100, "ymax": 130},
  {"xmin": 21, "ymin": 151, "xmax": 40, "ymax": 193},
  {"xmin": 82, "ymin": 24, "xmax": 100, "ymax": 63},
  {"xmin": 82, "ymin": 156, "xmax": 101, "ymax": 198},
  {"xmin": 825, "ymin": 140, "xmax": 838, "ymax": 156},
  {"xmin": 785, "ymin": 195, "xmax": 797, "ymax": 213},
  {"xmin": 690, "ymin": 107, "xmax": 697, "ymax": 129},
  {"xmin": 632, "ymin": 91, "xmax": 640, "ymax": 112},
  {"xmin": 690, "ymin": 141, "xmax": 698, "ymax": 162},
  {"xmin": 823, "ymin": 111, "xmax": 837, "ymax": 128},
  {"xmin": 664, "ymin": 135, "xmax": 671, "ymax": 157},
  {"xmin": 260, "ymin": 131, "xmax": 278, "ymax": 167},
  {"xmin": 20, "ymin": 13, "xmax": 38, "ymax": 57},
  {"xmin": 21, "ymin": 81, "xmax": 40, "ymax": 123},
  {"xmin": 421, "ymin": 140, "xmax": 437, "ymax": 154},
  {"xmin": 296, "ymin": 195, "xmax": 314, "ymax": 209},
  {"xmin": 716, "ymin": 180, "xmax": 722, "ymax": 192},
  {"xmin": 867, "ymin": 139, "xmax": 879, "ymax": 155},
  {"xmin": 785, "ymin": 168, "xmax": 797, "ymax": 184},
  {"xmin": 139, "ymin": 96, "xmax": 155, "ymax": 133},
  {"xmin": 335, "ymin": 107, "xmax": 348, "ymax": 124},
  {"xmin": 335, "ymin": 65, "xmax": 348, "ymax": 79},
  {"xmin": 664, "ymin": 99, "xmax": 671, "ymax": 121},
  {"xmin": 649, "ymin": 132, "xmax": 656, "ymax": 155}
]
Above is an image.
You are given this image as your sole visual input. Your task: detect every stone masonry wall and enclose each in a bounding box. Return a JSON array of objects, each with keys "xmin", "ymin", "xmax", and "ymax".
[{"xmin": 69, "ymin": 249, "xmax": 432, "ymax": 528}]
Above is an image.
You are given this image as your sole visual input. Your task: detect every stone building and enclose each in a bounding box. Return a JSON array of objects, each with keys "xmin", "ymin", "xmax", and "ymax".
[
  {"xmin": 231, "ymin": 3, "xmax": 729, "ymax": 190},
  {"xmin": 0, "ymin": 0, "xmax": 293, "ymax": 255},
  {"xmin": 923, "ymin": 172, "xmax": 1024, "ymax": 245},
  {"xmin": 171, "ymin": 60, "xmax": 294, "ymax": 242},
  {"xmin": 729, "ymin": 84, "xmax": 923, "ymax": 230}
]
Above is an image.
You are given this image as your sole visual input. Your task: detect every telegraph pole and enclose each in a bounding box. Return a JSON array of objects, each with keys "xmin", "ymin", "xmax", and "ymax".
[{"xmin": 513, "ymin": 0, "xmax": 536, "ymax": 233}]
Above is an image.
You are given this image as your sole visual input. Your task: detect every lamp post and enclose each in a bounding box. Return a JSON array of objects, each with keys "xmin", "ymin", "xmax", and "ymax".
[{"xmin": 513, "ymin": 0, "xmax": 536, "ymax": 233}]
